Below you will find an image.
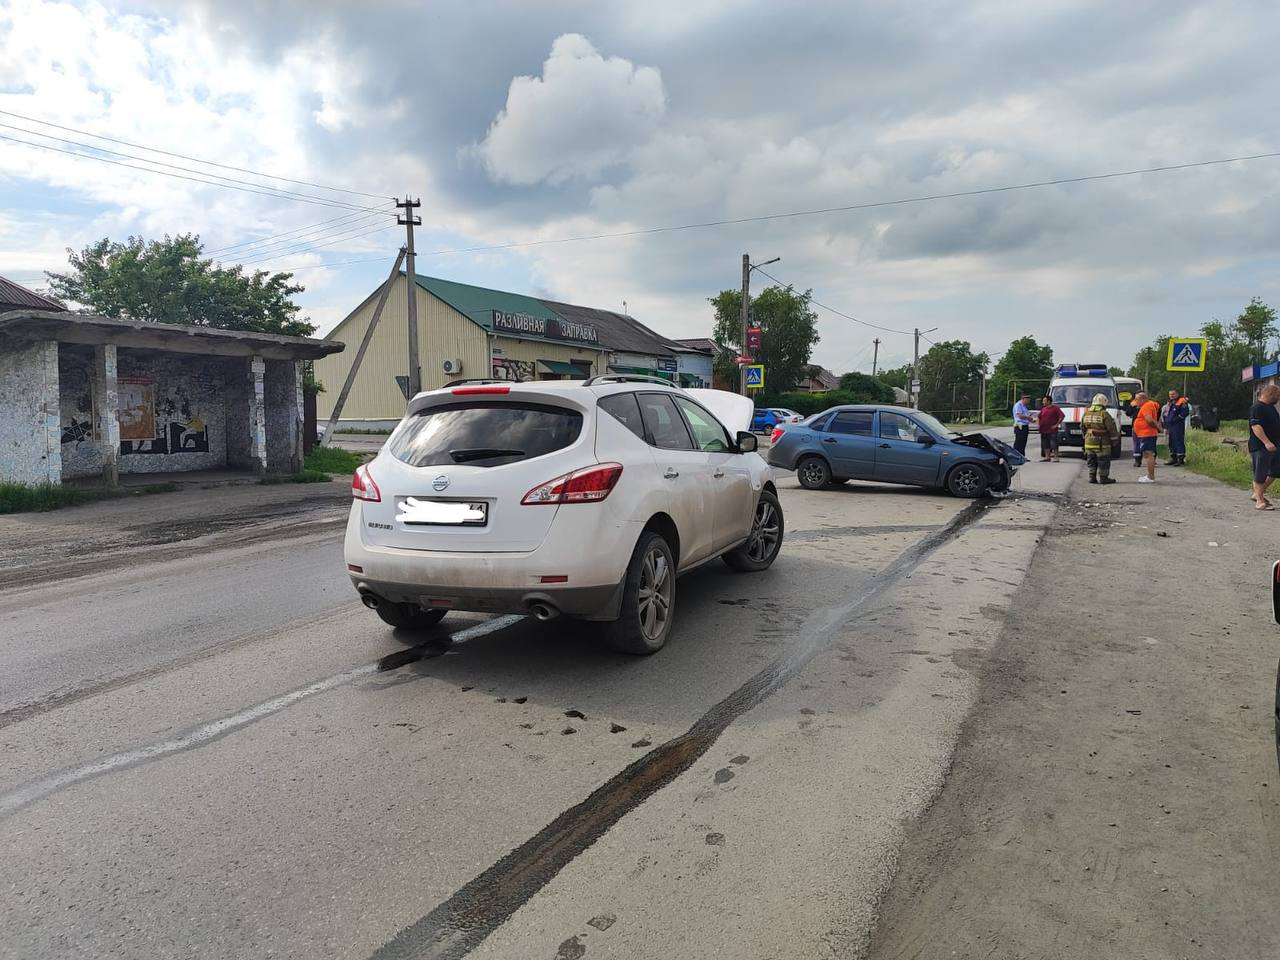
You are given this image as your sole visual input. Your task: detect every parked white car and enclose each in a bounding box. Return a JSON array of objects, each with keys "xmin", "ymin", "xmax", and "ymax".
[{"xmin": 344, "ymin": 377, "xmax": 784, "ymax": 654}]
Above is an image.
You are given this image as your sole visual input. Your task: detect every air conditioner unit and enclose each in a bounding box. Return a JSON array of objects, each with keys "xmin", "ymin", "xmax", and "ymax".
[{"xmin": 442, "ymin": 358, "xmax": 463, "ymax": 375}]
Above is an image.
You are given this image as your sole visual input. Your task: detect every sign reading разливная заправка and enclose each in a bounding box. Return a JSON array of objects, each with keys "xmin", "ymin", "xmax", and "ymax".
[{"xmin": 492, "ymin": 310, "xmax": 598, "ymax": 345}]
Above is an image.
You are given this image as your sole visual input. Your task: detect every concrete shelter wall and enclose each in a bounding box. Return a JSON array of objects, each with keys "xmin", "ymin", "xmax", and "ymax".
[{"xmin": 0, "ymin": 335, "xmax": 60, "ymax": 485}]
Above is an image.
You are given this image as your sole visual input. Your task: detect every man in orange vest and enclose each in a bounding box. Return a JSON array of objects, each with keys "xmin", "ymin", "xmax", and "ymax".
[{"xmin": 1132, "ymin": 390, "xmax": 1163, "ymax": 483}]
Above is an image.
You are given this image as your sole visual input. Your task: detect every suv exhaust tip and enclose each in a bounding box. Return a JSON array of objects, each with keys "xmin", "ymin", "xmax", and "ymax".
[
  {"xmin": 528, "ymin": 600, "xmax": 560, "ymax": 621},
  {"xmin": 358, "ymin": 589, "xmax": 381, "ymax": 610}
]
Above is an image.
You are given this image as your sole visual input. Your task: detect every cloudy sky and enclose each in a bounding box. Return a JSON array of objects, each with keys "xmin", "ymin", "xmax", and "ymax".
[{"xmin": 2, "ymin": 0, "xmax": 1278, "ymax": 374}]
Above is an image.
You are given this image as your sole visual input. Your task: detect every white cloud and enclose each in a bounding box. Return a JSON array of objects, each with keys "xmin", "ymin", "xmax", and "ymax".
[{"xmin": 475, "ymin": 33, "xmax": 666, "ymax": 185}]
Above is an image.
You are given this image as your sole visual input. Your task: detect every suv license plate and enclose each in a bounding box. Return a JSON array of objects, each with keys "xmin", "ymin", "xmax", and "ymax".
[{"xmin": 397, "ymin": 497, "xmax": 488, "ymax": 526}]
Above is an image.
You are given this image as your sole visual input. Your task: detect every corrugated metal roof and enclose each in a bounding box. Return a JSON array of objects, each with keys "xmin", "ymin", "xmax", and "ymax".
[
  {"xmin": 674, "ymin": 337, "xmax": 720, "ymax": 355},
  {"xmin": 0, "ymin": 275, "xmax": 65, "ymax": 313},
  {"xmin": 411, "ymin": 274, "xmax": 559, "ymax": 330},
  {"xmin": 409, "ymin": 272, "xmax": 689, "ymax": 357},
  {"xmin": 537, "ymin": 299, "xmax": 683, "ymax": 356}
]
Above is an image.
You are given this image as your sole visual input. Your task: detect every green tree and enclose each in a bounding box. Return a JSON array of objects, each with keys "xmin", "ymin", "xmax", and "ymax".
[
  {"xmin": 988, "ymin": 336, "xmax": 1054, "ymax": 417},
  {"xmin": 917, "ymin": 339, "xmax": 989, "ymax": 418},
  {"xmin": 47, "ymin": 234, "xmax": 315, "ymax": 337},
  {"xmin": 1126, "ymin": 303, "xmax": 1272, "ymax": 419},
  {"xmin": 874, "ymin": 363, "xmax": 913, "ymax": 393},
  {"xmin": 837, "ymin": 371, "xmax": 896, "ymax": 403},
  {"xmin": 710, "ymin": 285, "xmax": 819, "ymax": 393},
  {"xmin": 1234, "ymin": 296, "xmax": 1278, "ymax": 357}
]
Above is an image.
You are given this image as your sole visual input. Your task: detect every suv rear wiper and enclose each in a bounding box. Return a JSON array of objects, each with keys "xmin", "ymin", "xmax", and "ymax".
[{"xmin": 449, "ymin": 448, "xmax": 525, "ymax": 463}]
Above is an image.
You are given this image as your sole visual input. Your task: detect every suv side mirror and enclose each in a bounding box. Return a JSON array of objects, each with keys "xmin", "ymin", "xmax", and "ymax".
[
  {"xmin": 736, "ymin": 431, "xmax": 758, "ymax": 453},
  {"xmin": 915, "ymin": 433, "xmax": 935, "ymax": 445}
]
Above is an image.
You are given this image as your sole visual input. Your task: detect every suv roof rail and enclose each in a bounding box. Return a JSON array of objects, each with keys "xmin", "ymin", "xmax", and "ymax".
[{"xmin": 582, "ymin": 373, "xmax": 681, "ymax": 388}]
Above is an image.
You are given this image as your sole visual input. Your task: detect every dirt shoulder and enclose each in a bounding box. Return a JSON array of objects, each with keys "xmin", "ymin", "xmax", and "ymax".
[
  {"xmin": 0, "ymin": 479, "xmax": 350, "ymax": 588},
  {"xmin": 866, "ymin": 465, "xmax": 1280, "ymax": 959}
]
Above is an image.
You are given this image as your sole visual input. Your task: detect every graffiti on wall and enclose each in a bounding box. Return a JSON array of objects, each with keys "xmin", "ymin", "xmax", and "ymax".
[
  {"xmin": 118, "ymin": 378, "xmax": 209, "ymax": 456},
  {"xmin": 492, "ymin": 358, "xmax": 536, "ymax": 382},
  {"xmin": 59, "ymin": 364, "xmax": 94, "ymax": 447}
]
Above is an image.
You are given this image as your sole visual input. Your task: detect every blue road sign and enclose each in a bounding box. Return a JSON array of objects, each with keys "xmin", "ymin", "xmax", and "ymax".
[
  {"xmin": 745, "ymin": 364, "xmax": 765, "ymax": 389},
  {"xmin": 1166, "ymin": 338, "xmax": 1207, "ymax": 372}
]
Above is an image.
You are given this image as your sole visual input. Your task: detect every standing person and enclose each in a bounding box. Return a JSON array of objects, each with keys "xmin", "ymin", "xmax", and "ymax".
[
  {"xmin": 1012, "ymin": 392, "xmax": 1034, "ymax": 456},
  {"xmin": 1163, "ymin": 388, "xmax": 1190, "ymax": 465},
  {"xmin": 1125, "ymin": 397, "xmax": 1143, "ymax": 467},
  {"xmin": 1132, "ymin": 390, "xmax": 1162, "ymax": 484},
  {"xmin": 1082, "ymin": 392, "xmax": 1120, "ymax": 484},
  {"xmin": 1248, "ymin": 384, "xmax": 1280, "ymax": 510},
  {"xmin": 1037, "ymin": 394, "xmax": 1064, "ymax": 462}
]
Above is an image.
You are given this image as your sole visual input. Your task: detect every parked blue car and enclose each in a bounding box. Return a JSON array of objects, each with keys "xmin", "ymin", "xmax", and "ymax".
[
  {"xmin": 767, "ymin": 405, "xmax": 1025, "ymax": 498},
  {"xmin": 751, "ymin": 407, "xmax": 802, "ymax": 433}
]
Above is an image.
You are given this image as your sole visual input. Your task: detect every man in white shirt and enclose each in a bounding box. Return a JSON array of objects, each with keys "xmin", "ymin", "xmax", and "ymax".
[{"xmin": 1012, "ymin": 393, "xmax": 1035, "ymax": 455}]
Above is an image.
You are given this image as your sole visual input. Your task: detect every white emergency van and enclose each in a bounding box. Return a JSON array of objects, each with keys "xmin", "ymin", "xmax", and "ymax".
[
  {"xmin": 1048, "ymin": 364, "xmax": 1123, "ymax": 457},
  {"xmin": 1113, "ymin": 376, "xmax": 1143, "ymax": 435}
]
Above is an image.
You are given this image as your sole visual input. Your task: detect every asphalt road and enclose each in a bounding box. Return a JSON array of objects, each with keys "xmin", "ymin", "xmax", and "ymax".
[{"xmin": 0, "ymin": 456, "xmax": 1074, "ymax": 959}]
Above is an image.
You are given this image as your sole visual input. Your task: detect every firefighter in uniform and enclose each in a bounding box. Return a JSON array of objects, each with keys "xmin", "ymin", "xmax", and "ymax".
[{"xmin": 1082, "ymin": 392, "xmax": 1120, "ymax": 484}]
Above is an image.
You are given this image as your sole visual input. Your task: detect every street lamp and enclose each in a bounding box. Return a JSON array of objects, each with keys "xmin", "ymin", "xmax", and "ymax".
[{"xmin": 740, "ymin": 256, "xmax": 780, "ymax": 395}]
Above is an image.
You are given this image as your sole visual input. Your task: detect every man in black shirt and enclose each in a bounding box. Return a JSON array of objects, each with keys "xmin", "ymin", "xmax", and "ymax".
[{"xmin": 1248, "ymin": 383, "xmax": 1280, "ymax": 510}]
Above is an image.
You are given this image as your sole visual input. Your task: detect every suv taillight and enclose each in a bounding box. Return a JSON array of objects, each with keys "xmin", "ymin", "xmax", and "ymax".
[
  {"xmin": 522, "ymin": 463, "xmax": 623, "ymax": 505},
  {"xmin": 352, "ymin": 463, "xmax": 381, "ymax": 502}
]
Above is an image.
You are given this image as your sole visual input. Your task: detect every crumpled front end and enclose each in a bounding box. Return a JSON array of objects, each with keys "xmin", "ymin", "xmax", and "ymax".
[{"xmin": 954, "ymin": 432, "xmax": 1024, "ymax": 491}]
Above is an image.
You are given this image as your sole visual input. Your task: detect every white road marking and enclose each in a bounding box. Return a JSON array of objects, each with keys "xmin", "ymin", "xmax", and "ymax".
[{"xmin": 0, "ymin": 614, "xmax": 524, "ymax": 816}]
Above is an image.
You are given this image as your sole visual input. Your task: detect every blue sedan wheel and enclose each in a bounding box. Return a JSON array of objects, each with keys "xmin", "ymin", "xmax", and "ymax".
[
  {"xmin": 946, "ymin": 463, "xmax": 988, "ymax": 499},
  {"xmin": 797, "ymin": 456, "xmax": 831, "ymax": 489}
]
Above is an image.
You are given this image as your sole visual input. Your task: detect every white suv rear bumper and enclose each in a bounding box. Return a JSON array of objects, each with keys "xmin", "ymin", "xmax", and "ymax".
[{"xmin": 343, "ymin": 506, "xmax": 639, "ymax": 620}]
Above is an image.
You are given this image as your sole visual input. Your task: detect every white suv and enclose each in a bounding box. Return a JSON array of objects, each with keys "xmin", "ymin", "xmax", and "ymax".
[{"xmin": 344, "ymin": 377, "xmax": 783, "ymax": 654}]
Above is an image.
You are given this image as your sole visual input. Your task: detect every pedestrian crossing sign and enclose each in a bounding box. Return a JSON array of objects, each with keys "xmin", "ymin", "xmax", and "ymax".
[
  {"xmin": 745, "ymin": 364, "xmax": 765, "ymax": 389},
  {"xmin": 1166, "ymin": 338, "xmax": 1207, "ymax": 372}
]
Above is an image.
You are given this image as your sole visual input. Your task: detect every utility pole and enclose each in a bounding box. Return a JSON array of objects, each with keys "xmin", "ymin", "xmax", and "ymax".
[
  {"xmin": 396, "ymin": 197, "xmax": 422, "ymax": 397},
  {"xmin": 740, "ymin": 253, "xmax": 750, "ymax": 396},
  {"xmin": 979, "ymin": 359, "xmax": 987, "ymax": 423},
  {"xmin": 871, "ymin": 338, "xmax": 880, "ymax": 377},
  {"xmin": 911, "ymin": 328, "xmax": 921, "ymax": 409}
]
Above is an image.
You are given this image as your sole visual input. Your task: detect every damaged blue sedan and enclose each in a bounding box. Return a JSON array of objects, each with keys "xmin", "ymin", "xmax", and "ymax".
[{"xmin": 767, "ymin": 405, "xmax": 1025, "ymax": 498}]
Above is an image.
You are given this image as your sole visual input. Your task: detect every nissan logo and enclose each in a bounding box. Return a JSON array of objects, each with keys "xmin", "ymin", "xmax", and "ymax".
[{"xmin": 432, "ymin": 475, "xmax": 450, "ymax": 492}]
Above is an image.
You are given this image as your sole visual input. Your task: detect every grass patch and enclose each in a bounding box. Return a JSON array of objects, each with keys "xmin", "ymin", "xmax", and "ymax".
[
  {"xmin": 0, "ymin": 479, "xmax": 179, "ymax": 514},
  {"xmin": 1172, "ymin": 423, "xmax": 1253, "ymax": 491},
  {"xmin": 304, "ymin": 446, "xmax": 363, "ymax": 475},
  {"xmin": 331, "ymin": 427, "xmax": 393, "ymax": 435}
]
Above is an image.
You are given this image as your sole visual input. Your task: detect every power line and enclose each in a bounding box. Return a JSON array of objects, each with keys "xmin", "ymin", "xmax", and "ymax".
[
  {"xmin": 0, "ymin": 123, "xmax": 389, "ymax": 214},
  {"xmin": 407, "ymin": 149, "xmax": 1280, "ymax": 259},
  {"xmin": 235, "ymin": 222, "xmax": 400, "ymax": 267},
  {"xmin": 209, "ymin": 211, "xmax": 390, "ymax": 262},
  {"xmin": 282, "ymin": 254, "xmax": 392, "ymax": 273},
  {"xmin": 205, "ymin": 210, "xmax": 380, "ymax": 256},
  {"xmin": 0, "ymin": 131, "xmax": 389, "ymax": 215},
  {"xmin": 751, "ymin": 265, "xmax": 916, "ymax": 336},
  {"xmin": 0, "ymin": 108, "xmax": 388, "ymax": 200}
]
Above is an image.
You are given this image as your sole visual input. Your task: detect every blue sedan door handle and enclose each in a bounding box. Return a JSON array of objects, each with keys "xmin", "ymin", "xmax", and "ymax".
[
  {"xmin": 878, "ymin": 443, "xmax": 891, "ymax": 448},
  {"xmin": 822, "ymin": 437, "xmax": 837, "ymax": 443}
]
